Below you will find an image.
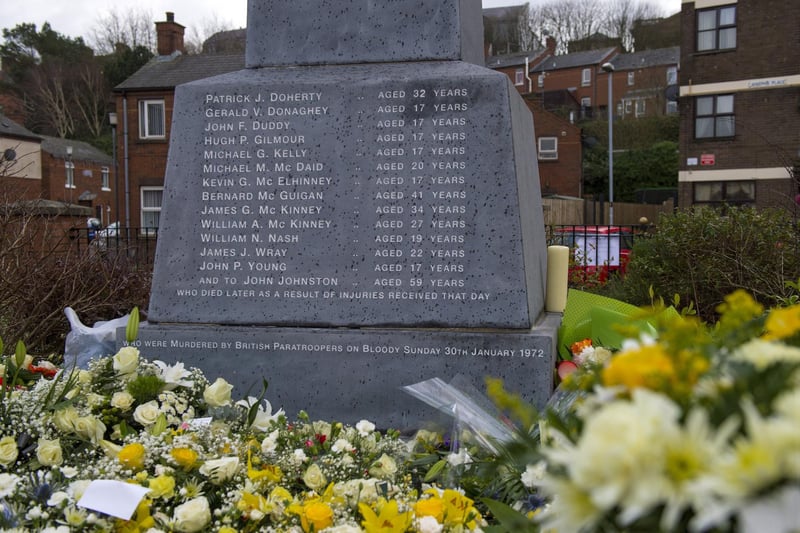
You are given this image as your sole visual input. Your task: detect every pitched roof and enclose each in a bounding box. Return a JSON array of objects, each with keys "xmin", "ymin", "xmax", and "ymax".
[
  {"xmin": 531, "ymin": 47, "xmax": 618, "ymax": 72},
  {"xmin": 610, "ymin": 46, "xmax": 679, "ymax": 70},
  {"xmin": 0, "ymin": 113, "xmax": 40, "ymax": 142},
  {"xmin": 114, "ymin": 52, "xmax": 245, "ymax": 91},
  {"xmin": 40, "ymin": 136, "xmax": 113, "ymax": 165},
  {"xmin": 485, "ymin": 49, "xmax": 545, "ymax": 69}
]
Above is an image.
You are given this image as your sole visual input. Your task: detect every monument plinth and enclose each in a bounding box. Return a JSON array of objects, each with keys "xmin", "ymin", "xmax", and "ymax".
[{"xmin": 133, "ymin": 0, "xmax": 559, "ymax": 429}]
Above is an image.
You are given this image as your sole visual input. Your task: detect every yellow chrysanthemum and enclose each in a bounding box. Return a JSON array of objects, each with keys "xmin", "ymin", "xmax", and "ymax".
[
  {"xmin": 716, "ymin": 290, "xmax": 765, "ymax": 333},
  {"xmin": 170, "ymin": 447, "xmax": 199, "ymax": 470},
  {"xmin": 602, "ymin": 344, "xmax": 676, "ymax": 391},
  {"xmin": 118, "ymin": 443, "xmax": 146, "ymax": 471},
  {"xmin": 763, "ymin": 304, "xmax": 800, "ymax": 341},
  {"xmin": 237, "ymin": 491, "xmax": 273, "ymax": 519}
]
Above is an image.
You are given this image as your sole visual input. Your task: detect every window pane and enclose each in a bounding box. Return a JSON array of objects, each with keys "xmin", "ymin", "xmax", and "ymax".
[
  {"xmin": 719, "ymin": 6, "xmax": 736, "ymax": 25},
  {"xmin": 667, "ymin": 67, "xmax": 677, "ymax": 85},
  {"xmin": 697, "ymin": 31, "xmax": 716, "ymax": 51},
  {"xmin": 716, "ymin": 95, "xmax": 734, "ymax": 114},
  {"xmin": 539, "ymin": 138, "xmax": 556, "ymax": 151},
  {"xmin": 719, "ymin": 28, "xmax": 736, "ymax": 49},
  {"xmin": 716, "ymin": 116, "xmax": 735, "ymax": 137},
  {"xmin": 696, "ymin": 96, "xmax": 714, "ymax": 116},
  {"xmin": 697, "ymin": 11, "xmax": 717, "ymax": 31},
  {"xmin": 148, "ymin": 103, "xmax": 164, "ymax": 136},
  {"xmin": 696, "ymin": 117, "xmax": 714, "ymax": 138},
  {"xmin": 694, "ymin": 182, "xmax": 723, "ymax": 202},
  {"xmin": 142, "ymin": 189, "xmax": 163, "ymax": 208},
  {"xmin": 727, "ymin": 182, "xmax": 754, "ymax": 201},
  {"xmin": 142, "ymin": 211, "xmax": 160, "ymax": 228}
]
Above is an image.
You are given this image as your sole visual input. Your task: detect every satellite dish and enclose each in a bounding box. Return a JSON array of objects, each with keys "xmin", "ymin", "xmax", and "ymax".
[{"xmin": 3, "ymin": 148, "xmax": 16, "ymax": 161}]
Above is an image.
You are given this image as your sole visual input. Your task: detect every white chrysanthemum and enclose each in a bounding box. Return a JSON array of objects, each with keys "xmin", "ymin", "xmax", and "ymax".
[
  {"xmin": 0, "ymin": 473, "xmax": 20, "ymax": 498},
  {"xmin": 261, "ymin": 430, "xmax": 280, "ymax": 455},
  {"xmin": 356, "ymin": 419, "xmax": 375, "ymax": 436},
  {"xmin": 416, "ymin": 515, "xmax": 444, "ymax": 533},
  {"xmin": 536, "ymin": 475, "xmax": 604, "ymax": 532},
  {"xmin": 544, "ymin": 389, "xmax": 682, "ymax": 525},
  {"xmin": 774, "ymin": 389, "xmax": 800, "ymax": 423},
  {"xmin": 702, "ymin": 400, "xmax": 791, "ymax": 503},
  {"xmin": 331, "ymin": 438, "xmax": 355, "ymax": 454},
  {"xmin": 732, "ymin": 339, "xmax": 800, "ymax": 369}
]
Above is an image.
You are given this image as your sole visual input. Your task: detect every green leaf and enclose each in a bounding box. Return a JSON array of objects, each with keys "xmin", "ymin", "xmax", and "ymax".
[
  {"xmin": 126, "ymin": 307, "xmax": 140, "ymax": 344},
  {"xmin": 0, "ymin": 336, "xmax": 4, "ymax": 356},
  {"xmin": 480, "ymin": 498, "xmax": 538, "ymax": 532}
]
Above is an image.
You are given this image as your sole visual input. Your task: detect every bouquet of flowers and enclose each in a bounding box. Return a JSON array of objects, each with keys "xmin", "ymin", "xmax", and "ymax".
[
  {"xmin": 526, "ymin": 290, "xmax": 800, "ymax": 533},
  {"xmin": 0, "ymin": 334, "xmax": 487, "ymax": 532}
]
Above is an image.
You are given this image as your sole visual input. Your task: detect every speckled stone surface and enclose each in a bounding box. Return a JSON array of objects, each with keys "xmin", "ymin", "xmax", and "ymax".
[
  {"xmin": 245, "ymin": 0, "xmax": 484, "ymax": 67},
  {"xmin": 128, "ymin": 316, "xmax": 559, "ymax": 430},
  {"xmin": 147, "ymin": 62, "xmax": 547, "ymax": 329}
]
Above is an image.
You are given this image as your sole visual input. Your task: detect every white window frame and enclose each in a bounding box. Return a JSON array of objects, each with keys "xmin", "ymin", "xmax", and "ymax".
[
  {"xmin": 627, "ymin": 72, "xmax": 635, "ymax": 86},
  {"xmin": 666, "ymin": 101, "xmax": 679, "ymax": 115},
  {"xmin": 65, "ymin": 160, "xmax": 75, "ymax": 189},
  {"xmin": 101, "ymin": 167, "xmax": 110, "ymax": 191},
  {"xmin": 581, "ymin": 97, "xmax": 591, "ymax": 108},
  {"xmin": 537, "ymin": 74, "xmax": 545, "ymax": 88},
  {"xmin": 537, "ymin": 137, "xmax": 558, "ymax": 160},
  {"xmin": 140, "ymin": 186, "xmax": 163, "ymax": 235},
  {"xmin": 624, "ymin": 100, "xmax": 633, "ymax": 114},
  {"xmin": 581, "ymin": 68, "xmax": 591, "ymax": 86},
  {"xmin": 635, "ymin": 99, "xmax": 646, "ymax": 117},
  {"xmin": 138, "ymin": 99, "xmax": 166, "ymax": 139},
  {"xmin": 514, "ymin": 69, "xmax": 524, "ymax": 86},
  {"xmin": 667, "ymin": 66, "xmax": 678, "ymax": 85}
]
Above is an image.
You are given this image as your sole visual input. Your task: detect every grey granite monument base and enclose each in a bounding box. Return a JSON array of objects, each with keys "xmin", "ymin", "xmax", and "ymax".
[{"xmin": 122, "ymin": 315, "xmax": 559, "ymax": 430}]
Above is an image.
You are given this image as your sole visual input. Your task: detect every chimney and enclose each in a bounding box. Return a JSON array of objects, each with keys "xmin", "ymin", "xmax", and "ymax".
[
  {"xmin": 156, "ymin": 12, "xmax": 185, "ymax": 56},
  {"xmin": 545, "ymin": 36, "xmax": 557, "ymax": 56}
]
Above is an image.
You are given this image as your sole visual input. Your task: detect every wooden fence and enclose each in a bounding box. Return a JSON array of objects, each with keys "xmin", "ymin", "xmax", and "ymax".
[{"xmin": 542, "ymin": 196, "xmax": 674, "ymax": 226}]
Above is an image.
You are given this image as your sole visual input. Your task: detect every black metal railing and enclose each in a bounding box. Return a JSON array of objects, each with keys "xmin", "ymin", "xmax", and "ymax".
[
  {"xmin": 545, "ymin": 224, "xmax": 652, "ymax": 271},
  {"xmin": 68, "ymin": 226, "xmax": 159, "ymax": 266}
]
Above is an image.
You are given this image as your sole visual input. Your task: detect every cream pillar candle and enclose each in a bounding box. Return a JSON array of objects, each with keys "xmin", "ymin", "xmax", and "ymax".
[{"xmin": 546, "ymin": 245, "xmax": 569, "ymax": 313}]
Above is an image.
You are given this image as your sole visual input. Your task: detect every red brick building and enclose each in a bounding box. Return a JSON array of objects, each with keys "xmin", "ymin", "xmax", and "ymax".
[
  {"xmin": 112, "ymin": 13, "xmax": 244, "ymax": 231},
  {"xmin": 678, "ymin": 0, "xmax": 799, "ymax": 210}
]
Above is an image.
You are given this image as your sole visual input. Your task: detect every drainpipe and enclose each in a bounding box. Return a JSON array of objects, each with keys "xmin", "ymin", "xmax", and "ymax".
[{"xmin": 122, "ymin": 96, "xmax": 131, "ymax": 231}]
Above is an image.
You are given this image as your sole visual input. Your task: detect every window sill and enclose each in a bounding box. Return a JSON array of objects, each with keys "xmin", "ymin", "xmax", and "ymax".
[{"xmin": 101, "ymin": 188, "xmax": 111, "ymax": 192}]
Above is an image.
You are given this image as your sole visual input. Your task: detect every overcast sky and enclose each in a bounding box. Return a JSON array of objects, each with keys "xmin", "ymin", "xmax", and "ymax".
[{"xmin": 4, "ymin": 0, "xmax": 682, "ymax": 45}]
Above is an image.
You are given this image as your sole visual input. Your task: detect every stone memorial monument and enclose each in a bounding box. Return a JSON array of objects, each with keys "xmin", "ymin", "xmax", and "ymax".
[{"xmin": 132, "ymin": 0, "xmax": 560, "ymax": 429}]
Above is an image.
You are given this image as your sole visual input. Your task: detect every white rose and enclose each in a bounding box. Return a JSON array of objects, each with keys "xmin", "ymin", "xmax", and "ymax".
[
  {"xmin": 72, "ymin": 416, "xmax": 106, "ymax": 444},
  {"xmin": 369, "ymin": 453, "xmax": 398, "ymax": 479},
  {"xmin": 0, "ymin": 436, "xmax": 19, "ymax": 466},
  {"xmin": 37, "ymin": 438, "xmax": 64, "ymax": 466},
  {"xmin": 86, "ymin": 393, "xmax": 106, "ymax": 409},
  {"xmin": 203, "ymin": 378, "xmax": 233, "ymax": 407},
  {"xmin": 111, "ymin": 391, "xmax": 135, "ymax": 411},
  {"xmin": 112, "ymin": 347, "xmax": 140, "ymax": 375},
  {"xmin": 52, "ymin": 407, "xmax": 79, "ymax": 433},
  {"xmin": 199, "ymin": 457, "xmax": 239, "ymax": 484},
  {"xmin": 417, "ymin": 515, "xmax": 444, "ymax": 533},
  {"xmin": 173, "ymin": 496, "xmax": 211, "ymax": 532},
  {"xmin": 77, "ymin": 370, "xmax": 93, "ymax": 385},
  {"xmin": 302, "ymin": 463, "xmax": 327, "ymax": 491},
  {"xmin": 133, "ymin": 400, "xmax": 161, "ymax": 426}
]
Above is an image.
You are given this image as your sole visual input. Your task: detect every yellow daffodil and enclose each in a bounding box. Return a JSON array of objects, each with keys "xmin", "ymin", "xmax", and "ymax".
[
  {"xmin": 359, "ymin": 498, "xmax": 412, "ymax": 532},
  {"xmin": 247, "ymin": 449, "xmax": 283, "ymax": 483},
  {"xmin": 115, "ymin": 499, "xmax": 156, "ymax": 533}
]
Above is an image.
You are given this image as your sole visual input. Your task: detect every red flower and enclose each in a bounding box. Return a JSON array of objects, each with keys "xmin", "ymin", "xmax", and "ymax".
[
  {"xmin": 30, "ymin": 366, "xmax": 58, "ymax": 379},
  {"xmin": 315, "ymin": 433, "xmax": 327, "ymax": 445},
  {"xmin": 305, "ymin": 439, "xmax": 314, "ymax": 448}
]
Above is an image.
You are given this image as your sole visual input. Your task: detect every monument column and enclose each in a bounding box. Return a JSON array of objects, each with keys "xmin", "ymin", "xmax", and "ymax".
[{"xmin": 135, "ymin": 0, "xmax": 560, "ymax": 429}]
